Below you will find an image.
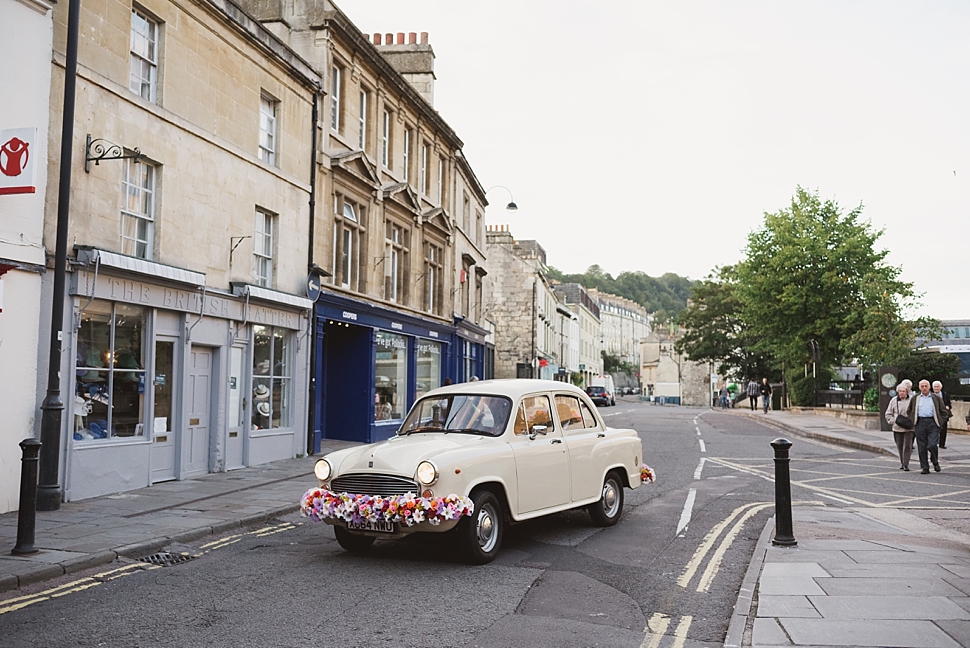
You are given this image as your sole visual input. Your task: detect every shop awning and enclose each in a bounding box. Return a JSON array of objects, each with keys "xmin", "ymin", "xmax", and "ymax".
[
  {"xmin": 232, "ymin": 283, "xmax": 314, "ymax": 310},
  {"xmin": 75, "ymin": 247, "xmax": 206, "ymax": 287}
]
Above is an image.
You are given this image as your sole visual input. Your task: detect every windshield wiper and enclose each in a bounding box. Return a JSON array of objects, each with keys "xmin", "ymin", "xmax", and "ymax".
[
  {"xmin": 398, "ymin": 426, "xmax": 444, "ymax": 436},
  {"xmin": 443, "ymin": 428, "xmax": 487, "ymax": 435}
]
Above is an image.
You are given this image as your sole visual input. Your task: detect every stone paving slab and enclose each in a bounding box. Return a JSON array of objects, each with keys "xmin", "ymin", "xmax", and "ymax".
[
  {"xmin": 808, "ymin": 595, "xmax": 970, "ymax": 620},
  {"xmin": 777, "ymin": 619, "xmax": 962, "ymax": 648},
  {"xmin": 761, "ymin": 563, "xmax": 830, "ymax": 579},
  {"xmin": 758, "ymin": 576, "xmax": 827, "ymax": 596},
  {"xmin": 816, "ymin": 577, "xmax": 966, "ymax": 597},
  {"xmin": 756, "ymin": 595, "xmax": 820, "ymax": 618}
]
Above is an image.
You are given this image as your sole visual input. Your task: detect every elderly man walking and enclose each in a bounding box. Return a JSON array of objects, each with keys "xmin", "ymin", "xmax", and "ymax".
[
  {"xmin": 932, "ymin": 381, "xmax": 952, "ymax": 448},
  {"xmin": 906, "ymin": 379, "xmax": 947, "ymax": 474}
]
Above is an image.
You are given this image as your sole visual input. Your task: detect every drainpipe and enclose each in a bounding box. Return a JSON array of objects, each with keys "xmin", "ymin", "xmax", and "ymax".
[
  {"xmin": 306, "ymin": 88, "xmax": 319, "ymax": 454},
  {"xmin": 37, "ymin": 0, "xmax": 81, "ymax": 511}
]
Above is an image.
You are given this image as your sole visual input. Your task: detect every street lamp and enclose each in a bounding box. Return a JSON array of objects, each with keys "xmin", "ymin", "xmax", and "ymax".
[{"xmin": 485, "ymin": 185, "xmax": 518, "ymax": 211}]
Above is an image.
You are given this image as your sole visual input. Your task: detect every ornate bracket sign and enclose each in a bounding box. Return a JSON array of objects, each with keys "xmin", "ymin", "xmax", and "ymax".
[{"xmin": 85, "ymin": 134, "xmax": 144, "ymax": 173}]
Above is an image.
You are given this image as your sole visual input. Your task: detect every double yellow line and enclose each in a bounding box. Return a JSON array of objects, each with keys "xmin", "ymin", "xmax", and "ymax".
[
  {"xmin": 0, "ymin": 521, "xmax": 301, "ymax": 616},
  {"xmin": 677, "ymin": 502, "xmax": 772, "ymax": 592},
  {"xmin": 641, "ymin": 612, "xmax": 692, "ymax": 648}
]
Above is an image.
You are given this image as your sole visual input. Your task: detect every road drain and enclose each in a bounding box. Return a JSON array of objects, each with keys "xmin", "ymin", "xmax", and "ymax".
[{"xmin": 138, "ymin": 551, "xmax": 196, "ymax": 567}]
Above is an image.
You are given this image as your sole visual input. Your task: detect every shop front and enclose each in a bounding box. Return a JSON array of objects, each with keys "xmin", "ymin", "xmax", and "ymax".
[
  {"xmin": 453, "ymin": 316, "xmax": 490, "ymax": 382},
  {"xmin": 64, "ymin": 249, "xmax": 312, "ymax": 501},
  {"xmin": 312, "ymin": 291, "xmax": 454, "ymax": 449}
]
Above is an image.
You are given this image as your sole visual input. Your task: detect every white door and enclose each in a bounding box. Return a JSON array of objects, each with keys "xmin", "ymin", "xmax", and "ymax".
[
  {"xmin": 226, "ymin": 346, "xmax": 245, "ymax": 470},
  {"xmin": 556, "ymin": 395, "xmax": 601, "ymax": 502},
  {"xmin": 509, "ymin": 395, "xmax": 570, "ymax": 514},
  {"xmin": 150, "ymin": 340, "xmax": 177, "ymax": 483},
  {"xmin": 184, "ymin": 346, "xmax": 211, "ymax": 476}
]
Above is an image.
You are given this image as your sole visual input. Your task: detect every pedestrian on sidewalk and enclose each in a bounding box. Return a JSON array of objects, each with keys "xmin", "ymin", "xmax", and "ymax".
[
  {"xmin": 932, "ymin": 381, "xmax": 952, "ymax": 448},
  {"xmin": 746, "ymin": 379, "xmax": 759, "ymax": 411},
  {"xmin": 759, "ymin": 378, "xmax": 772, "ymax": 413},
  {"xmin": 906, "ymin": 379, "xmax": 947, "ymax": 474},
  {"xmin": 885, "ymin": 383, "xmax": 915, "ymax": 471},
  {"xmin": 719, "ymin": 385, "xmax": 730, "ymax": 409}
]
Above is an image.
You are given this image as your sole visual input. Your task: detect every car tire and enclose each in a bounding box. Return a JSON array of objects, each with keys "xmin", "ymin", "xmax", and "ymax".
[
  {"xmin": 333, "ymin": 526, "xmax": 376, "ymax": 553},
  {"xmin": 588, "ymin": 471, "xmax": 624, "ymax": 527},
  {"xmin": 456, "ymin": 489, "xmax": 504, "ymax": 565}
]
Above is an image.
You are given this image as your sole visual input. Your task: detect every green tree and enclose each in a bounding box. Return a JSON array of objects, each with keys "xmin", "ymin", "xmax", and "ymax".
[
  {"xmin": 735, "ymin": 187, "xmax": 913, "ymax": 379},
  {"xmin": 546, "ymin": 265, "xmax": 692, "ymax": 318},
  {"xmin": 675, "ymin": 266, "xmax": 777, "ymax": 381}
]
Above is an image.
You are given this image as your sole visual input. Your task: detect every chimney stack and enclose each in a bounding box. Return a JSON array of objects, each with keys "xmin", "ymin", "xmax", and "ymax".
[{"xmin": 375, "ymin": 30, "xmax": 436, "ymax": 106}]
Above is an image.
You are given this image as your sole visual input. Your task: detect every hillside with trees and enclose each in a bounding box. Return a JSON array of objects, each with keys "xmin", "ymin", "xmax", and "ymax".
[{"xmin": 546, "ymin": 265, "xmax": 692, "ymax": 322}]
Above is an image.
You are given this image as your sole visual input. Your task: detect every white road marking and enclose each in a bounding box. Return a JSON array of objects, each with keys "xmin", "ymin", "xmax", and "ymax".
[
  {"xmin": 704, "ymin": 457, "xmax": 774, "ymax": 482},
  {"xmin": 819, "ymin": 493, "xmax": 854, "ymax": 505},
  {"xmin": 695, "ymin": 426, "xmax": 701, "ymax": 435},
  {"xmin": 699, "ymin": 439, "xmax": 706, "ymax": 453},
  {"xmin": 677, "ymin": 488, "xmax": 697, "ymax": 536},
  {"xmin": 694, "ymin": 457, "xmax": 706, "ymax": 480}
]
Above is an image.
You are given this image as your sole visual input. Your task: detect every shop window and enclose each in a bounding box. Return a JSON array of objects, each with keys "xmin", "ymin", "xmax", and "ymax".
[
  {"xmin": 153, "ymin": 340, "xmax": 174, "ymax": 435},
  {"xmin": 463, "ymin": 341, "xmax": 480, "ymax": 382},
  {"xmin": 375, "ymin": 331, "xmax": 407, "ymax": 421},
  {"xmin": 416, "ymin": 340, "xmax": 442, "ymax": 401},
  {"xmin": 129, "ymin": 8, "xmax": 158, "ymax": 103},
  {"xmin": 75, "ymin": 300, "xmax": 147, "ymax": 441},
  {"xmin": 425, "ymin": 242, "xmax": 442, "ymax": 315},
  {"xmin": 120, "ymin": 157, "xmax": 155, "ymax": 259},
  {"xmin": 384, "ymin": 221, "xmax": 409, "ymax": 304},
  {"xmin": 252, "ymin": 325, "xmax": 291, "ymax": 430}
]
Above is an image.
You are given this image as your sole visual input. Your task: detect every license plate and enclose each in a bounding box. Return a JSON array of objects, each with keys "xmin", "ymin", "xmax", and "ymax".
[{"xmin": 347, "ymin": 520, "xmax": 396, "ymax": 533}]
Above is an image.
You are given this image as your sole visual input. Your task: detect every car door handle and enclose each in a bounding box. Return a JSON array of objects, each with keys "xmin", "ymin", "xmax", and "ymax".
[
  {"xmin": 551, "ymin": 439, "xmax": 562, "ymax": 444},
  {"xmin": 597, "ymin": 433, "xmax": 605, "ymax": 438}
]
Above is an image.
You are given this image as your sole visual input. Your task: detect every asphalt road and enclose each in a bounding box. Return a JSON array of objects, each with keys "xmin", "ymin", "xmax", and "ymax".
[{"xmin": 4, "ymin": 402, "xmax": 968, "ymax": 647}]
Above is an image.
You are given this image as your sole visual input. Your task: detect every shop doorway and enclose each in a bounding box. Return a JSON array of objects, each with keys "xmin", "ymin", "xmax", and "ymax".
[
  {"xmin": 322, "ymin": 322, "xmax": 371, "ymax": 443},
  {"xmin": 184, "ymin": 346, "xmax": 212, "ymax": 476},
  {"xmin": 151, "ymin": 339, "xmax": 177, "ymax": 483},
  {"xmin": 226, "ymin": 346, "xmax": 245, "ymax": 470}
]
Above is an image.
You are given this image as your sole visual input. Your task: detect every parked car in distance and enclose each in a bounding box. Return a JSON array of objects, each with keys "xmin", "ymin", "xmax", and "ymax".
[
  {"xmin": 586, "ymin": 385, "xmax": 612, "ymax": 407},
  {"xmin": 590, "ymin": 375, "xmax": 616, "ymax": 405},
  {"xmin": 301, "ymin": 379, "xmax": 652, "ymax": 564}
]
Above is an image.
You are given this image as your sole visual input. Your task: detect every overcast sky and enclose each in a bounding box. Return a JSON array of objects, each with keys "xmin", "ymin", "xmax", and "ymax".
[{"xmin": 342, "ymin": 0, "xmax": 969, "ymax": 320}]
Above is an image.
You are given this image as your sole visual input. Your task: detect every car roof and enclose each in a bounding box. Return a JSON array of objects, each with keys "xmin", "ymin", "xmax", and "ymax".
[{"xmin": 424, "ymin": 379, "xmax": 588, "ymax": 400}]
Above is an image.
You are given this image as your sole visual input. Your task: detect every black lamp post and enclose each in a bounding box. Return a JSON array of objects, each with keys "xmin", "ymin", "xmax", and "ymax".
[{"xmin": 36, "ymin": 0, "xmax": 82, "ymax": 511}]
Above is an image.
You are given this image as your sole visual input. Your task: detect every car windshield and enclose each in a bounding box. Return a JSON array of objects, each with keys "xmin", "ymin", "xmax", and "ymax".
[{"xmin": 398, "ymin": 394, "xmax": 513, "ymax": 437}]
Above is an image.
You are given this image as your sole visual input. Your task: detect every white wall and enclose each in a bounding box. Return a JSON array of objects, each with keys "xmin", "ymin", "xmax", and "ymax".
[{"xmin": 0, "ymin": 0, "xmax": 53, "ymax": 513}]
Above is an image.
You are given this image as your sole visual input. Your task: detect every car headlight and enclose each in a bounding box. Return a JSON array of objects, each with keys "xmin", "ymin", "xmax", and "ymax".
[
  {"xmin": 314, "ymin": 458, "xmax": 332, "ymax": 481},
  {"xmin": 416, "ymin": 461, "xmax": 438, "ymax": 486}
]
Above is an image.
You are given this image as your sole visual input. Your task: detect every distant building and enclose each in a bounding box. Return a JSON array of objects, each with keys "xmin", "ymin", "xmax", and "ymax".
[
  {"xmin": 640, "ymin": 327, "xmax": 710, "ymax": 406},
  {"xmin": 918, "ymin": 320, "xmax": 970, "ymax": 379},
  {"xmin": 588, "ymin": 289, "xmax": 651, "ymax": 368},
  {"xmin": 553, "ymin": 283, "xmax": 602, "ymax": 386}
]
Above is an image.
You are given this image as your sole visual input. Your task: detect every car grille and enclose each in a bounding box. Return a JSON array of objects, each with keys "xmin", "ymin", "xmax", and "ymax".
[{"xmin": 330, "ymin": 473, "xmax": 419, "ymax": 497}]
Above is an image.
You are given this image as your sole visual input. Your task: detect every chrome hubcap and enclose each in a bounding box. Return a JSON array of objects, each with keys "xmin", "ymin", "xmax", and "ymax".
[
  {"xmin": 602, "ymin": 481, "xmax": 619, "ymax": 517},
  {"xmin": 477, "ymin": 505, "xmax": 497, "ymax": 551}
]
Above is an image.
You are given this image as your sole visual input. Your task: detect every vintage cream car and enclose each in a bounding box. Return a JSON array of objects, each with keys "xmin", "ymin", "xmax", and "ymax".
[{"xmin": 301, "ymin": 379, "xmax": 652, "ymax": 564}]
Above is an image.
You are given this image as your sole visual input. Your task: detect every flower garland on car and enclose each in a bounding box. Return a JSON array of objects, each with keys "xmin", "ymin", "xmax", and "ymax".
[
  {"xmin": 640, "ymin": 464, "xmax": 656, "ymax": 484},
  {"xmin": 300, "ymin": 488, "xmax": 474, "ymax": 527}
]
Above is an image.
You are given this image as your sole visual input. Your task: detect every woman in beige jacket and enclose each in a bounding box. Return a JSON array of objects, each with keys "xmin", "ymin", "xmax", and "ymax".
[{"xmin": 885, "ymin": 384, "xmax": 915, "ymax": 471}]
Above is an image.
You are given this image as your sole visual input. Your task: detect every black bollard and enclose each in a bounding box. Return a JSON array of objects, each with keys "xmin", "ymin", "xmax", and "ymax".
[
  {"xmin": 770, "ymin": 438, "xmax": 797, "ymax": 546},
  {"xmin": 12, "ymin": 438, "xmax": 42, "ymax": 555}
]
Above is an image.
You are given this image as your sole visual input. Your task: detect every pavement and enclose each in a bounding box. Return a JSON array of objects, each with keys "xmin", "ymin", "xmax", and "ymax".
[{"xmin": 2, "ymin": 408, "xmax": 970, "ymax": 647}]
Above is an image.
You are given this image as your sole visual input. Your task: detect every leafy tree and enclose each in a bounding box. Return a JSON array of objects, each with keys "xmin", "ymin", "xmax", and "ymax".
[
  {"xmin": 675, "ymin": 266, "xmax": 776, "ymax": 381},
  {"xmin": 734, "ymin": 187, "xmax": 914, "ymax": 378},
  {"xmin": 546, "ymin": 265, "xmax": 692, "ymax": 317},
  {"xmin": 897, "ymin": 351, "xmax": 961, "ymax": 383}
]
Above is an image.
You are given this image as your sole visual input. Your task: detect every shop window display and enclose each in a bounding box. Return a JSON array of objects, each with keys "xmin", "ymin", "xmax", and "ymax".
[
  {"xmin": 74, "ymin": 300, "xmax": 147, "ymax": 440},
  {"xmin": 415, "ymin": 340, "xmax": 442, "ymax": 401},
  {"xmin": 252, "ymin": 325, "xmax": 290, "ymax": 430},
  {"xmin": 375, "ymin": 331, "xmax": 407, "ymax": 421}
]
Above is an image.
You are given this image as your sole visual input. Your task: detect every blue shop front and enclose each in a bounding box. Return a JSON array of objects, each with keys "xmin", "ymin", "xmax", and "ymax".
[
  {"xmin": 312, "ymin": 292, "xmax": 456, "ymax": 449},
  {"xmin": 453, "ymin": 315, "xmax": 491, "ymax": 383}
]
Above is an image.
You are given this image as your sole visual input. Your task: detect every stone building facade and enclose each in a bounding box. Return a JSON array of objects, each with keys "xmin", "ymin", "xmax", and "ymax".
[
  {"xmin": 484, "ymin": 225, "xmax": 560, "ymax": 380},
  {"xmin": 590, "ymin": 288, "xmax": 651, "ymax": 368},
  {"xmin": 41, "ymin": 0, "xmax": 319, "ymax": 502},
  {"xmin": 239, "ymin": 1, "xmax": 492, "ymax": 445},
  {"xmin": 640, "ymin": 329, "xmax": 711, "ymax": 406},
  {"xmin": 553, "ymin": 283, "xmax": 602, "ymax": 386},
  {"xmin": 0, "ymin": 0, "xmax": 53, "ymax": 513}
]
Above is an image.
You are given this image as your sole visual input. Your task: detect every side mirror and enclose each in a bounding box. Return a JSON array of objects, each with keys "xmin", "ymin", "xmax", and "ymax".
[{"xmin": 529, "ymin": 424, "xmax": 548, "ymax": 440}]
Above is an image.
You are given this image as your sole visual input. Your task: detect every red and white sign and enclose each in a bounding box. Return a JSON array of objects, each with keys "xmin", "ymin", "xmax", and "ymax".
[{"xmin": 0, "ymin": 127, "xmax": 37, "ymax": 195}]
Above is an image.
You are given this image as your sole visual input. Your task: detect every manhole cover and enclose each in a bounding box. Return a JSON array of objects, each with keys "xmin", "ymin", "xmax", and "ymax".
[{"xmin": 138, "ymin": 551, "xmax": 196, "ymax": 567}]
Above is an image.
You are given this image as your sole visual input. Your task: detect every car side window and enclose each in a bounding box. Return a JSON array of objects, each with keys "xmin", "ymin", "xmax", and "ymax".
[
  {"xmin": 580, "ymin": 401, "xmax": 600, "ymax": 429},
  {"xmin": 513, "ymin": 404, "xmax": 528, "ymax": 435},
  {"xmin": 555, "ymin": 395, "xmax": 585, "ymax": 431},
  {"xmin": 521, "ymin": 395, "xmax": 553, "ymax": 433}
]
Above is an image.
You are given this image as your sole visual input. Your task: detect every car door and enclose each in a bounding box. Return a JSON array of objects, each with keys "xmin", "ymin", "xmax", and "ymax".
[
  {"xmin": 556, "ymin": 394, "xmax": 602, "ymax": 502},
  {"xmin": 509, "ymin": 394, "xmax": 570, "ymax": 514}
]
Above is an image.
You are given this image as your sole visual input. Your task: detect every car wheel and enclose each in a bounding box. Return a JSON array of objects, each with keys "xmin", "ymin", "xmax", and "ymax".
[
  {"xmin": 588, "ymin": 471, "xmax": 624, "ymax": 527},
  {"xmin": 333, "ymin": 526, "xmax": 376, "ymax": 552},
  {"xmin": 456, "ymin": 489, "xmax": 504, "ymax": 565}
]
